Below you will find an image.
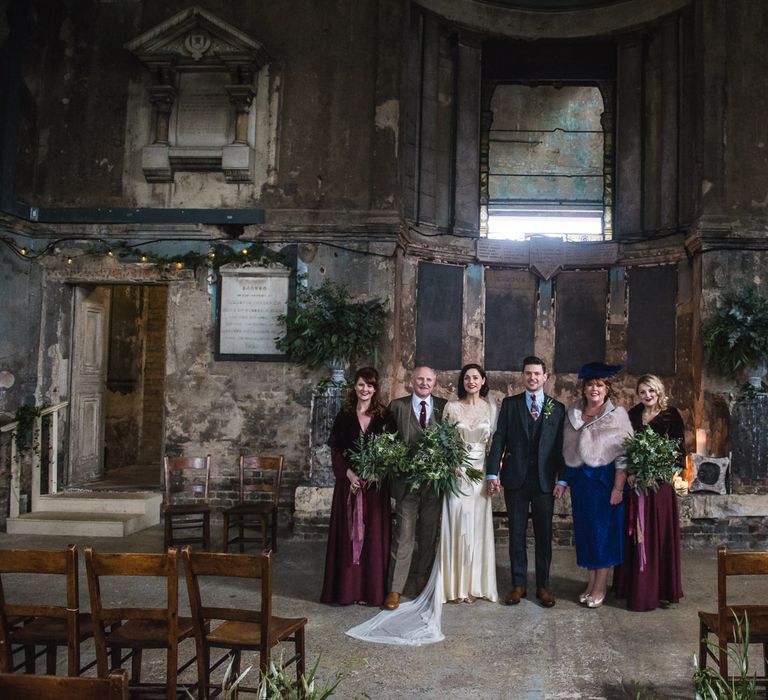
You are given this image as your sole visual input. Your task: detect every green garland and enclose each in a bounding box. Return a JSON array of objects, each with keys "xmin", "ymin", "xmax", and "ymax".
[
  {"xmin": 14, "ymin": 404, "xmax": 41, "ymax": 453},
  {"xmin": 104, "ymin": 241, "xmax": 289, "ymax": 271},
  {"xmin": 623, "ymin": 426, "xmax": 682, "ymax": 494}
]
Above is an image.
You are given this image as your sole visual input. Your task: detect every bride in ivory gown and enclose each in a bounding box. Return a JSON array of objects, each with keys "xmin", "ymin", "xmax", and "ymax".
[{"xmin": 347, "ymin": 364, "xmax": 498, "ymax": 645}]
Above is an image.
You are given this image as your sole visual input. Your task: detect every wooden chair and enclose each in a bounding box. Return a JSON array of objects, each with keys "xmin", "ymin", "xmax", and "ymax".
[
  {"xmin": 0, "ymin": 544, "xmax": 92, "ymax": 676},
  {"xmin": 0, "ymin": 668, "xmax": 128, "ymax": 700},
  {"xmin": 182, "ymin": 547, "xmax": 306, "ymax": 699},
  {"xmin": 223, "ymin": 455, "xmax": 284, "ymax": 554},
  {"xmin": 84, "ymin": 547, "xmax": 196, "ymax": 700},
  {"xmin": 698, "ymin": 546, "xmax": 768, "ymax": 685},
  {"xmin": 163, "ymin": 455, "xmax": 211, "ymax": 551}
]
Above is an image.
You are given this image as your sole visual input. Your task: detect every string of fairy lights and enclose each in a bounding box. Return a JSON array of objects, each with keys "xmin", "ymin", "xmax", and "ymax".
[{"xmin": 0, "ymin": 236, "xmax": 290, "ymax": 271}]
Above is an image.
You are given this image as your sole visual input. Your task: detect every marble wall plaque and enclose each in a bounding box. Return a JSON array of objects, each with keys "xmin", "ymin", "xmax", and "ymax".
[
  {"xmin": 173, "ymin": 72, "xmax": 231, "ymax": 148},
  {"xmin": 217, "ymin": 266, "xmax": 290, "ymax": 360}
]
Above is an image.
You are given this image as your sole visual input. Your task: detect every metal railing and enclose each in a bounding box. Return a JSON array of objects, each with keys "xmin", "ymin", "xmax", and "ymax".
[{"xmin": 1, "ymin": 401, "xmax": 69, "ymax": 517}]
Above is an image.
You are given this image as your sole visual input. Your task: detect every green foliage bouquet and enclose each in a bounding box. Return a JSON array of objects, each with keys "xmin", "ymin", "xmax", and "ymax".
[
  {"xmin": 347, "ymin": 431, "xmax": 408, "ymax": 490},
  {"xmin": 403, "ymin": 419, "xmax": 484, "ymax": 498},
  {"xmin": 623, "ymin": 426, "xmax": 682, "ymax": 494}
]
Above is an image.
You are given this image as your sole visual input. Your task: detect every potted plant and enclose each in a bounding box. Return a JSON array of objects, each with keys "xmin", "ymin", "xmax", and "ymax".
[
  {"xmin": 702, "ymin": 287, "xmax": 768, "ymax": 389},
  {"xmin": 276, "ymin": 280, "xmax": 387, "ymax": 379}
]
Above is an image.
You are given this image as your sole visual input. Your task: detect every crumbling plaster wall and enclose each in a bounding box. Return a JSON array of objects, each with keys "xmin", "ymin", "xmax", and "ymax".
[{"xmin": 163, "ymin": 247, "xmax": 396, "ymax": 522}]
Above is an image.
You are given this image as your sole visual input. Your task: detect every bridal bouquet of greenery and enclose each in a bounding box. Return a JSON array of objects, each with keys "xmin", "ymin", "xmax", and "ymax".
[
  {"xmin": 403, "ymin": 419, "xmax": 484, "ymax": 498},
  {"xmin": 348, "ymin": 431, "xmax": 408, "ymax": 489},
  {"xmin": 623, "ymin": 426, "xmax": 682, "ymax": 494}
]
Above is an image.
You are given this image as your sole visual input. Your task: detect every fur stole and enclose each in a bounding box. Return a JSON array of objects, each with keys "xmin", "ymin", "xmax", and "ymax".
[{"xmin": 562, "ymin": 399, "xmax": 633, "ymax": 468}]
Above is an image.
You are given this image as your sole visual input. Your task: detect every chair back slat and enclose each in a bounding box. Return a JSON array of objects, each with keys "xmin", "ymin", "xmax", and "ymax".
[
  {"xmin": 722, "ymin": 550, "xmax": 768, "ymax": 576},
  {"xmin": 0, "ymin": 549, "xmax": 69, "ymax": 575},
  {"xmin": 87, "ymin": 551, "xmax": 173, "ymax": 578},
  {"xmin": 0, "ymin": 669, "xmax": 129, "ymax": 700},
  {"xmin": 239, "ymin": 456, "xmax": 283, "ymax": 506},
  {"xmin": 186, "ymin": 550, "xmax": 267, "ymax": 579}
]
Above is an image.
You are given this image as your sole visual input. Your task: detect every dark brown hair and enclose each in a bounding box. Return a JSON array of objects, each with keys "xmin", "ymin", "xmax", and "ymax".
[
  {"xmin": 344, "ymin": 366, "xmax": 385, "ymax": 417},
  {"xmin": 457, "ymin": 363, "xmax": 489, "ymax": 399}
]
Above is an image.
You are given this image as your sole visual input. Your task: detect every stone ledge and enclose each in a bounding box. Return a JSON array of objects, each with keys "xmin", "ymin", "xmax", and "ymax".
[{"xmin": 688, "ymin": 494, "xmax": 768, "ymax": 519}]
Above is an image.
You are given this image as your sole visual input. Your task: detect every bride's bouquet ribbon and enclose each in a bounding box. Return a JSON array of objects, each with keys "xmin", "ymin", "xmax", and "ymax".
[
  {"xmin": 347, "ymin": 481, "xmax": 367, "ymax": 565},
  {"xmin": 628, "ymin": 490, "xmax": 647, "ymax": 572}
]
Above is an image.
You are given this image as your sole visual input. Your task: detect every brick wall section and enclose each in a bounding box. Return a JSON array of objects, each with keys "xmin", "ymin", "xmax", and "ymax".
[
  {"xmin": 290, "ymin": 491, "xmax": 768, "ymax": 550},
  {"xmin": 138, "ymin": 286, "xmax": 167, "ymax": 464}
]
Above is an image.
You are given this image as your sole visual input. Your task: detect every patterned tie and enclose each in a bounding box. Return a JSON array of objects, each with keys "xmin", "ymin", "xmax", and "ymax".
[
  {"xmin": 530, "ymin": 394, "xmax": 540, "ymax": 420},
  {"xmin": 419, "ymin": 400, "xmax": 427, "ymax": 429}
]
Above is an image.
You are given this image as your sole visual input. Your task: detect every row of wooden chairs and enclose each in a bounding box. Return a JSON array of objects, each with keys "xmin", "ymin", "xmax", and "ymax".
[
  {"xmin": 164, "ymin": 455, "xmax": 284, "ymax": 554},
  {"xmin": 0, "ymin": 545, "xmax": 306, "ymax": 699}
]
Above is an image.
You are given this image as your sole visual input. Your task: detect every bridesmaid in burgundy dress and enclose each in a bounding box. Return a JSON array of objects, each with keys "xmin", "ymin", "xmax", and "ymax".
[
  {"xmin": 613, "ymin": 374, "xmax": 685, "ymax": 611},
  {"xmin": 321, "ymin": 367, "xmax": 395, "ymax": 606}
]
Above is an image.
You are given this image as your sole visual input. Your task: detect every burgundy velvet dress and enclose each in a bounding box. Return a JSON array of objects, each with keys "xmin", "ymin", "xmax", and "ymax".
[
  {"xmin": 320, "ymin": 408, "xmax": 395, "ymax": 606},
  {"xmin": 613, "ymin": 405, "xmax": 685, "ymax": 611}
]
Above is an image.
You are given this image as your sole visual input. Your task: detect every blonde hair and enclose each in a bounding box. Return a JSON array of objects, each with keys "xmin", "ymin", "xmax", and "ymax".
[{"xmin": 636, "ymin": 374, "xmax": 669, "ymax": 410}]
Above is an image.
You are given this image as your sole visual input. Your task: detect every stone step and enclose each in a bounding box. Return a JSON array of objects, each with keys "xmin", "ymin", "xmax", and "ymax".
[
  {"xmin": 35, "ymin": 491, "xmax": 162, "ymax": 515},
  {"xmin": 6, "ymin": 510, "xmax": 158, "ymax": 537}
]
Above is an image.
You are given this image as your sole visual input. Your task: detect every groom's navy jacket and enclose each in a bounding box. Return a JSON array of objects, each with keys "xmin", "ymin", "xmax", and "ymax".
[{"xmin": 486, "ymin": 392, "xmax": 565, "ymax": 493}]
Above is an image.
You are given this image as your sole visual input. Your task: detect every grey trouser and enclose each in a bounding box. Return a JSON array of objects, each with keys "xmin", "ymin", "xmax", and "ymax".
[{"xmin": 388, "ymin": 485, "xmax": 441, "ymax": 594}]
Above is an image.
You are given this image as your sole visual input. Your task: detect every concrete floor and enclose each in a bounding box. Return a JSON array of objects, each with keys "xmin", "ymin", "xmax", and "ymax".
[{"xmin": 1, "ymin": 526, "xmax": 766, "ymax": 700}]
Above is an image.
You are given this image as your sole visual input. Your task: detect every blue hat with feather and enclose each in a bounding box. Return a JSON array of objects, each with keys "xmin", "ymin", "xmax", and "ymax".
[{"xmin": 578, "ymin": 362, "xmax": 624, "ymax": 380}]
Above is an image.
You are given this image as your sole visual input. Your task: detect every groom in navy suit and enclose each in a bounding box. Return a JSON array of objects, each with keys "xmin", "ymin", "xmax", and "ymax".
[{"xmin": 486, "ymin": 356, "xmax": 565, "ymax": 607}]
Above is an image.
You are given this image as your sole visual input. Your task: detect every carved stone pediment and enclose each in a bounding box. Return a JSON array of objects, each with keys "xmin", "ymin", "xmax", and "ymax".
[
  {"xmin": 125, "ymin": 7, "xmax": 272, "ymax": 184},
  {"xmin": 125, "ymin": 6, "xmax": 270, "ymax": 71}
]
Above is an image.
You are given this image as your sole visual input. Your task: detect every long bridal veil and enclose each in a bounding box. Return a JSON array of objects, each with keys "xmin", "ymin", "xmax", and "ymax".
[{"xmin": 346, "ymin": 551, "xmax": 444, "ymax": 646}]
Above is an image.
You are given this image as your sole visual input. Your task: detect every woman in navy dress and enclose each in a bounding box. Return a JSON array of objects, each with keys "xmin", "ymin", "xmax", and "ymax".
[
  {"xmin": 613, "ymin": 374, "xmax": 684, "ymax": 611},
  {"xmin": 321, "ymin": 367, "xmax": 395, "ymax": 606},
  {"xmin": 559, "ymin": 363, "xmax": 633, "ymax": 608}
]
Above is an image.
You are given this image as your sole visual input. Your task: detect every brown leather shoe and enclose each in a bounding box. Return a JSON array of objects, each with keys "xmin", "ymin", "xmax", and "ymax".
[
  {"xmin": 384, "ymin": 591, "xmax": 400, "ymax": 610},
  {"xmin": 504, "ymin": 586, "xmax": 527, "ymax": 605},
  {"xmin": 536, "ymin": 587, "xmax": 556, "ymax": 608}
]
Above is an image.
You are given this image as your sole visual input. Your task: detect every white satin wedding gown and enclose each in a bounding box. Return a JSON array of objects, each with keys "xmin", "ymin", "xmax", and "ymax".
[{"xmin": 346, "ymin": 398, "xmax": 498, "ymax": 646}]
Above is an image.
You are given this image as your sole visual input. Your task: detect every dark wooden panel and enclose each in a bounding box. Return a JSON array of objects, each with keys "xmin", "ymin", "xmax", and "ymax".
[
  {"xmin": 627, "ymin": 265, "xmax": 677, "ymax": 375},
  {"xmin": 454, "ymin": 39, "xmax": 481, "ymax": 233},
  {"xmin": 615, "ymin": 37, "xmax": 643, "ymax": 238},
  {"xmin": 415, "ymin": 262, "xmax": 463, "ymax": 370},
  {"xmin": 555, "ymin": 270, "xmax": 607, "ymax": 373},
  {"xmin": 484, "ymin": 269, "xmax": 536, "ymax": 371}
]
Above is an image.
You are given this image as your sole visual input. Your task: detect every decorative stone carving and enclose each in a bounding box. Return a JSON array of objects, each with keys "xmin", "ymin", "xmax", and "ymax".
[
  {"xmin": 689, "ymin": 454, "xmax": 730, "ymax": 495},
  {"xmin": 125, "ymin": 6, "xmax": 272, "ymax": 183}
]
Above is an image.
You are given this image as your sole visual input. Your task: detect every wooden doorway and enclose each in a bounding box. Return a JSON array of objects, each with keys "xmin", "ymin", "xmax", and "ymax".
[{"xmin": 69, "ymin": 284, "xmax": 168, "ymax": 489}]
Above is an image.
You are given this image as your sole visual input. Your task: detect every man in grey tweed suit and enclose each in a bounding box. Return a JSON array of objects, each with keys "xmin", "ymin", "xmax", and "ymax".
[{"xmin": 384, "ymin": 366, "xmax": 447, "ymax": 610}]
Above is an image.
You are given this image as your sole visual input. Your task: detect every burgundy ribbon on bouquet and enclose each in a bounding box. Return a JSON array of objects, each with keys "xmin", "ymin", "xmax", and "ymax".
[
  {"xmin": 628, "ymin": 490, "xmax": 647, "ymax": 572},
  {"xmin": 347, "ymin": 481, "xmax": 366, "ymax": 566}
]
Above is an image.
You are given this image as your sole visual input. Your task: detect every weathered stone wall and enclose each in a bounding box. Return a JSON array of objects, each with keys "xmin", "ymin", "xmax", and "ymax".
[{"xmin": 12, "ymin": 0, "xmax": 401, "ymax": 213}]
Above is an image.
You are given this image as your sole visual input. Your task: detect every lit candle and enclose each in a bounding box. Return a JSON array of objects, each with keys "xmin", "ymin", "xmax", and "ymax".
[{"xmin": 696, "ymin": 428, "xmax": 707, "ymax": 455}]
